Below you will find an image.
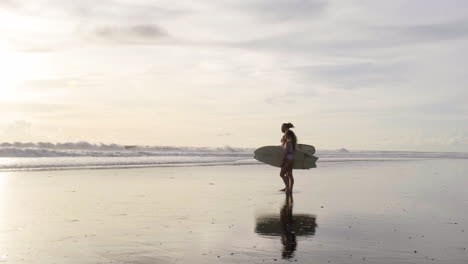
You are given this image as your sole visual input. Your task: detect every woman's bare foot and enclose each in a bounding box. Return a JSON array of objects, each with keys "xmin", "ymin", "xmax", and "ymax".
[{"xmin": 279, "ymin": 188, "xmax": 286, "ymax": 192}]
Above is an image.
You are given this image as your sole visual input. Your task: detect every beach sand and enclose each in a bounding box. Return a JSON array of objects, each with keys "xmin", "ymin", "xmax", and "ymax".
[{"xmin": 1, "ymin": 159, "xmax": 468, "ymax": 263}]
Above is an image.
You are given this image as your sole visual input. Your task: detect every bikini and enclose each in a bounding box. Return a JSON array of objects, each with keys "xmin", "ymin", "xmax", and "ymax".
[{"xmin": 283, "ymin": 141, "xmax": 294, "ymax": 161}]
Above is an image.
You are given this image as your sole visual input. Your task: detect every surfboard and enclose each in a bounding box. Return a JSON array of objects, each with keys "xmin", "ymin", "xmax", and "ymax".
[
  {"xmin": 254, "ymin": 145, "xmax": 318, "ymax": 169},
  {"xmin": 297, "ymin": 144, "xmax": 316, "ymax": 155}
]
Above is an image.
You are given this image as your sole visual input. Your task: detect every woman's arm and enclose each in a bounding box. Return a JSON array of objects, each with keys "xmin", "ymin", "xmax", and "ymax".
[
  {"xmin": 282, "ymin": 141, "xmax": 291, "ymax": 161},
  {"xmin": 281, "ymin": 134, "xmax": 287, "ymax": 145}
]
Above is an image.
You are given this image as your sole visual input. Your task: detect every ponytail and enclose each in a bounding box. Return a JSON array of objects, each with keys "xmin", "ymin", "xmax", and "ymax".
[
  {"xmin": 285, "ymin": 130, "xmax": 297, "ymax": 151},
  {"xmin": 282, "ymin": 122, "xmax": 295, "ymax": 130}
]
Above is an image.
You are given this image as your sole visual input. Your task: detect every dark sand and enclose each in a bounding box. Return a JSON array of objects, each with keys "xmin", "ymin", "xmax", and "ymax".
[{"xmin": 1, "ymin": 159, "xmax": 467, "ymax": 263}]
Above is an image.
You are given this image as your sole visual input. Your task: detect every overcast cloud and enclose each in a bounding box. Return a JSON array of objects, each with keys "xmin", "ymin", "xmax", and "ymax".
[{"xmin": 0, "ymin": 0, "xmax": 467, "ymax": 151}]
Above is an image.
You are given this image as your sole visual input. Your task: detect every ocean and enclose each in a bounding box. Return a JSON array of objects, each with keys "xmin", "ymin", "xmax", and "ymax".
[{"xmin": 0, "ymin": 142, "xmax": 467, "ymax": 171}]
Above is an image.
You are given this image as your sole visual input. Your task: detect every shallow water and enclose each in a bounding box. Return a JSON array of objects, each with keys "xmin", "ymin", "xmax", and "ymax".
[
  {"xmin": 1, "ymin": 159, "xmax": 467, "ymax": 263},
  {"xmin": 1, "ymin": 147, "xmax": 467, "ymax": 171}
]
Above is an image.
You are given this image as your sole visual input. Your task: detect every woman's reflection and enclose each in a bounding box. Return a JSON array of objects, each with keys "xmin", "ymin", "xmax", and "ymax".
[
  {"xmin": 280, "ymin": 193, "xmax": 297, "ymax": 258},
  {"xmin": 255, "ymin": 194, "xmax": 317, "ymax": 259}
]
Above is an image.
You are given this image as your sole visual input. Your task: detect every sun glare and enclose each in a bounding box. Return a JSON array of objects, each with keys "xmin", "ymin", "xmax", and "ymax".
[
  {"xmin": 0, "ymin": 169, "xmax": 9, "ymax": 192},
  {"xmin": 0, "ymin": 48, "xmax": 19, "ymax": 100},
  {"xmin": 0, "ymin": 45, "xmax": 34, "ymax": 101}
]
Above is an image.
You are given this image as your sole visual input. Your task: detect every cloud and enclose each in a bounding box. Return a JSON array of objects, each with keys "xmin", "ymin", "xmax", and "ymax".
[
  {"xmin": 0, "ymin": 0, "xmax": 18, "ymax": 8},
  {"xmin": 264, "ymin": 90, "xmax": 316, "ymax": 105},
  {"xmin": 1, "ymin": 0, "xmax": 189, "ymax": 21},
  {"xmin": 233, "ymin": 0, "xmax": 328, "ymax": 21},
  {"xmin": 1, "ymin": 1, "xmax": 467, "ymax": 150},
  {"xmin": 412, "ymin": 101, "xmax": 466, "ymax": 115},
  {"xmin": 90, "ymin": 24, "xmax": 170, "ymax": 43},
  {"xmin": 362, "ymin": 19, "xmax": 468, "ymax": 48},
  {"xmin": 61, "ymin": 0, "xmax": 189, "ymax": 21},
  {"xmin": 12, "ymin": 23, "xmax": 174, "ymax": 52},
  {"xmin": 63, "ymin": 23, "xmax": 179, "ymax": 47},
  {"xmin": 19, "ymin": 76, "xmax": 103, "ymax": 98},
  {"xmin": 449, "ymin": 135, "xmax": 468, "ymax": 146},
  {"xmin": 291, "ymin": 61, "xmax": 409, "ymax": 90},
  {"xmin": 0, "ymin": 0, "xmax": 21, "ymax": 10},
  {"xmin": 325, "ymin": 20, "xmax": 468, "ymax": 54},
  {"xmin": 225, "ymin": 18, "xmax": 468, "ymax": 57},
  {"xmin": 0, "ymin": 101, "xmax": 74, "ymax": 114},
  {"xmin": 3, "ymin": 120, "xmax": 32, "ymax": 139},
  {"xmin": 1, "ymin": 0, "xmax": 186, "ymax": 51},
  {"xmin": 21, "ymin": 77, "xmax": 86, "ymax": 89}
]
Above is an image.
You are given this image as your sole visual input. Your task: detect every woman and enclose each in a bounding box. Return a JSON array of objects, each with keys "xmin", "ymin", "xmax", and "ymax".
[
  {"xmin": 280, "ymin": 123, "xmax": 297, "ymax": 193},
  {"xmin": 281, "ymin": 123, "xmax": 294, "ymax": 145}
]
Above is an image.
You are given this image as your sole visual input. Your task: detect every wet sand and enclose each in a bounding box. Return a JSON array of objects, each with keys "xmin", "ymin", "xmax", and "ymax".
[{"xmin": 1, "ymin": 159, "xmax": 468, "ymax": 263}]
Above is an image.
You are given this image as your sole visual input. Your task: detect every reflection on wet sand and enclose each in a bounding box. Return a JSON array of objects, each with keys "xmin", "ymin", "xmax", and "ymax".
[{"xmin": 255, "ymin": 194, "xmax": 317, "ymax": 259}]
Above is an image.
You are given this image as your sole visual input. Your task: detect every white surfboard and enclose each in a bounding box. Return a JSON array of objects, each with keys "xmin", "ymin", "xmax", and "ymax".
[
  {"xmin": 297, "ymin": 144, "xmax": 316, "ymax": 156},
  {"xmin": 254, "ymin": 145, "xmax": 318, "ymax": 169}
]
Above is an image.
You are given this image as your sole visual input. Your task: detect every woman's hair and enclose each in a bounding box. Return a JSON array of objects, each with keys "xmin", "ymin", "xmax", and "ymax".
[
  {"xmin": 282, "ymin": 123, "xmax": 295, "ymax": 129},
  {"xmin": 285, "ymin": 130, "xmax": 297, "ymax": 151}
]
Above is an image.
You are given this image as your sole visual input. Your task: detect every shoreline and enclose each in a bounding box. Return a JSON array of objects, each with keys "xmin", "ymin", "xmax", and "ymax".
[
  {"xmin": 1, "ymin": 160, "xmax": 468, "ymax": 263},
  {"xmin": 1, "ymin": 155, "xmax": 467, "ymax": 172}
]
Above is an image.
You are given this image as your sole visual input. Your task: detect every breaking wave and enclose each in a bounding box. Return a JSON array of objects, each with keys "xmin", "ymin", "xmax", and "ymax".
[
  {"xmin": 0, "ymin": 141, "xmax": 467, "ymax": 171},
  {"xmin": 0, "ymin": 141, "xmax": 252, "ymax": 158}
]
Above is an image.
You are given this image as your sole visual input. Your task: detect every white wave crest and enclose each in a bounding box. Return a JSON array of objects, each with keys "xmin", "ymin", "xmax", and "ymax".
[
  {"xmin": 0, "ymin": 142, "xmax": 467, "ymax": 171},
  {"xmin": 0, "ymin": 141, "xmax": 254, "ymax": 158}
]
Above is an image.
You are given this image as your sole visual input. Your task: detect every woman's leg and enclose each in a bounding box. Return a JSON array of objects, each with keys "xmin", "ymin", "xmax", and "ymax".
[
  {"xmin": 280, "ymin": 167, "xmax": 289, "ymax": 191},
  {"xmin": 286, "ymin": 164, "xmax": 294, "ymax": 193}
]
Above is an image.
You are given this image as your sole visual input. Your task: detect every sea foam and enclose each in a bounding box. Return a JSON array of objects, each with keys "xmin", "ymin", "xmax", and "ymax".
[{"xmin": 0, "ymin": 142, "xmax": 467, "ymax": 171}]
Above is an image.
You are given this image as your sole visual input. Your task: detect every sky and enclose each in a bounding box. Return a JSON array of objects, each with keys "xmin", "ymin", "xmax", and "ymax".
[{"xmin": 0, "ymin": 0, "xmax": 467, "ymax": 151}]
